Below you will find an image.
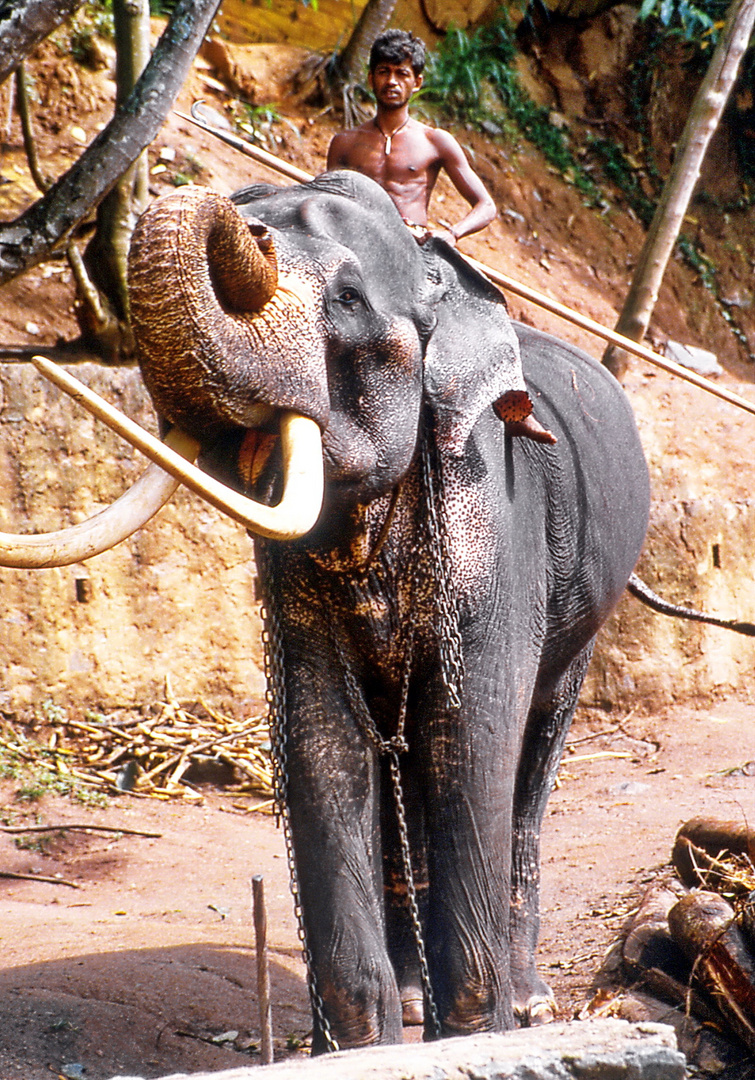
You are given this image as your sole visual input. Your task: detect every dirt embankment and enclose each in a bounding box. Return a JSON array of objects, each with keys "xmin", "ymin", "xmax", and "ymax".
[{"xmin": 0, "ymin": 12, "xmax": 754, "ymax": 717}]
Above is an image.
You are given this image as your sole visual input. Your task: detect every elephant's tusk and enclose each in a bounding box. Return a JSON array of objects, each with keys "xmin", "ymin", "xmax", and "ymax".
[
  {"xmin": 0, "ymin": 427, "xmax": 196, "ymax": 569},
  {"xmin": 31, "ymin": 356, "xmax": 325, "ymax": 542}
]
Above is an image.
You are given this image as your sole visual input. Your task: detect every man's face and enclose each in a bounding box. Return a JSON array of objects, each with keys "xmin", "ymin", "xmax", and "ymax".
[{"xmin": 369, "ymin": 60, "xmax": 423, "ymax": 109}]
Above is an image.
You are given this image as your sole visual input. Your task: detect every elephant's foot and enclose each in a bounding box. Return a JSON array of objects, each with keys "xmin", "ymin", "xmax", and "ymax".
[
  {"xmin": 513, "ymin": 986, "xmax": 558, "ymax": 1027},
  {"xmin": 312, "ymin": 966, "xmax": 404, "ymax": 1052},
  {"xmin": 504, "ymin": 415, "xmax": 557, "ymax": 445},
  {"xmin": 512, "ymin": 959, "xmax": 557, "ymax": 1028},
  {"xmin": 515, "ymin": 992, "xmax": 557, "ymax": 1026},
  {"xmin": 401, "ymin": 988, "xmax": 424, "ymax": 1026}
]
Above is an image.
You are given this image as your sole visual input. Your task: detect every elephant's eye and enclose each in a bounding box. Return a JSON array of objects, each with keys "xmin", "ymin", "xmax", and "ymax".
[{"xmin": 336, "ymin": 287, "xmax": 361, "ymax": 306}]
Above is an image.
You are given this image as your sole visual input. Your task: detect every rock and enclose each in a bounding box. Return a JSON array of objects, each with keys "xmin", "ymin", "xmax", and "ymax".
[
  {"xmin": 200, "ymin": 41, "xmax": 312, "ymax": 105},
  {"xmin": 664, "ymin": 340, "xmax": 723, "ymax": 377},
  {"xmin": 107, "ymin": 1018, "xmax": 685, "ymax": 1080}
]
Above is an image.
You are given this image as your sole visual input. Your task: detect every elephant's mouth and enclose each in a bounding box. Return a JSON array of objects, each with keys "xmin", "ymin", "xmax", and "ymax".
[
  {"xmin": 236, "ymin": 420, "xmax": 282, "ymax": 504},
  {"xmin": 0, "ymin": 357, "xmax": 324, "ymax": 571}
]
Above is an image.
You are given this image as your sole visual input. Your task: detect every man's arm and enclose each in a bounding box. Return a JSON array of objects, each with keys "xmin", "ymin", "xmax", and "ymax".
[
  {"xmin": 431, "ymin": 129, "xmax": 497, "ymax": 243},
  {"xmin": 327, "ymin": 132, "xmax": 351, "ymax": 171}
]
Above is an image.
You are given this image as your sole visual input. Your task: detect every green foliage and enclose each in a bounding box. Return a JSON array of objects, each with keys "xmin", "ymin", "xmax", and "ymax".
[
  {"xmin": 54, "ymin": 2, "xmax": 113, "ymax": 67},
  {"xmin": 14, "ymin": 763, "xmax": 107, "ymax": 807},
  {"xmin": 638, "ymin": 0, "xmax": 727, "ymax": 45},
  {"xmin": 422, "ymin": 21, "xmax": 600, "ymax": 201},
  {"xmin": 423, "ymin": 24, "xmax": 516, "ymax": 112},
  {"xmin": 676, "ymin": 234, "xmax": 750, "ymax": 347},
  {"xmin": 0, "ymin": 713, "xmax": 109, "ymax": 808},
  {"xmin": 14, "ymin": 833, "xmax": 52, "ymax": 854},
  {"xmin": 40, "ymin": 699, "xmax": 67, "ymax": 725},
  {"xmin": 677, "ymin": 234, "xmax": 718, "ymax": 289},
  {"xmin": 586, "ymin": 138, "xmax": 656, "ymax": 225}
]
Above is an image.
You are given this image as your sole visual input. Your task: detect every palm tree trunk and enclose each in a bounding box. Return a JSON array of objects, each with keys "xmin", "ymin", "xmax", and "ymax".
[
  {"xmin": 603, "ymin": 0, "xmax": 755, "ymax": 379},
  {"xmin": 338, "ymin": 0, "xmax": 398, "ymax": 124}
]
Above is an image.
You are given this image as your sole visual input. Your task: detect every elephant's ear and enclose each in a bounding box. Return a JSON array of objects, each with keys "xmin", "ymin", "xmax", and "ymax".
[{"xmin": 422, "ymin": 241, "xmax": 526, "ymax": 457}]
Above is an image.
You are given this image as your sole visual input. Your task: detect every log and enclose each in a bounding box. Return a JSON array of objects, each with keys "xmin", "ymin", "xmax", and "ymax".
[
  {"xmin": 673, "ymin": 818, "xmax": 755, "ymax": 894},
  {"xmin": 668, "ymin": 890, "xmax": 755, "ymax": 1052},
  {"xmin": 622, "ymin": 880, "xmax": 688, "ymax": 978},
  {"xmin": 675, "ymin": 817, "xmax": 755, "ymax": 863}
]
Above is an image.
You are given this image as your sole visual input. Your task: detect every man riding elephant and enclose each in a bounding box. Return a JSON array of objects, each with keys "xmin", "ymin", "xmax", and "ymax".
[{"xmin": 328, "ymin": 29, "xmax": 556, "ymax": 444}]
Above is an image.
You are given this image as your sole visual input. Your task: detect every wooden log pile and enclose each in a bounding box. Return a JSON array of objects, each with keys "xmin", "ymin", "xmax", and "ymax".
[
  {"xmin": 0, "ymin": 679, "xmax": 274, "ymax": 805},
  {"xmin": 603, "ymin": 817, "xmax": 755, "ymax": 1067}
]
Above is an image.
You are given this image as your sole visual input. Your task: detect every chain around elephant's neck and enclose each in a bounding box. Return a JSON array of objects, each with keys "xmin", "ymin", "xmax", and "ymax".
[{"xmin": 420, "ymin": 432, "xmax": 464, "ymax": 710}]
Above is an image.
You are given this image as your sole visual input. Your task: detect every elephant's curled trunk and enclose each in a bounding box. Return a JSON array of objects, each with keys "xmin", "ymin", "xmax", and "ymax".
[{"xmin": 129, "ymin": 185, "xmax": 284, "ymax": 438}]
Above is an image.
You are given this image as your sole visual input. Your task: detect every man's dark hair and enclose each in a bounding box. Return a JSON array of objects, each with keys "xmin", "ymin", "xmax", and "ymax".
[{"xmin": 369, "ymin": 29, "xmax": 426, "ymax": 75}]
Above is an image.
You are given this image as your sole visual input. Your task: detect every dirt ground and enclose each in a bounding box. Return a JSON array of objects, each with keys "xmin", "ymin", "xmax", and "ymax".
[
  {"xmin": 1, "ymin": 697, "xmax": 753, "ymax": 1080},
  {"xmin": 2, "ymin": 13, "xmax": 755, "ymax": 1080}
]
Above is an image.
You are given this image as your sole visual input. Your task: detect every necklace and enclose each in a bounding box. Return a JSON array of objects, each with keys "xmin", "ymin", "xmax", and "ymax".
[{"xmin": 375, "ymin": 116, "xmax": 409, "ymax": 155}]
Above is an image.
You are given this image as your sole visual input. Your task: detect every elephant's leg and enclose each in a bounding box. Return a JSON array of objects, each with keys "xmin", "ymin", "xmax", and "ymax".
[
  {"xmin": 420, "ymin": 682, "xmax": 526, "ymax": 1037},
  {"xmin": 510, "ymin": 641, "xmax": 595, "ymax": 1026},
  {"xmin": 284, "ymin": 670, "xmax": 403, "ymax": 1052},
  {"xmin": 381, "ymin": 753, "xmax": 428, "ymax": 1026}
]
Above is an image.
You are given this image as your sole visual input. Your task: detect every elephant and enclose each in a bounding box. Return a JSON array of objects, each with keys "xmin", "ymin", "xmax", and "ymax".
[{"xmin": 0, "ymin": 170, "xmax": 650, "ymax": 1051}]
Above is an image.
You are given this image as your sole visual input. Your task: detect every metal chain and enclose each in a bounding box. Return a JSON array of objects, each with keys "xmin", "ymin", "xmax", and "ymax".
[
  {"xmin": 256, "ymin": 425, "xmax": 459, "ymax": 1049},
  {"xmin": 420, "ymin": 433, "xmax": 464, "ymax": 709},
  {"xmin": 259, "ymin": 549, "xmax": 340, "ymax": 1054},
  {"xmin": 331, "ymin": 614, "xmax": 442, "ymax": 1039},
  {"xmin": 388, "ymin": 749, "xmax": 442, "ymax": 1038}
]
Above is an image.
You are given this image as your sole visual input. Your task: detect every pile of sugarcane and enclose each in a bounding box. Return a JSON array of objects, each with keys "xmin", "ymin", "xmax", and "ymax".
[
  {"xmin": 1, "ymin": 683, "xmax": 274, "ymax": 804},
  {"xmin": 621, "ymin": 817, "xmax": 755, "ymax": 1053}
]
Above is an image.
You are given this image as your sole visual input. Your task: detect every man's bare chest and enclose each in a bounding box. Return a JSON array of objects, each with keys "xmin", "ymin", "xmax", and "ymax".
[{"xmin": 344, "ymin": 132, "xmax": 441, "ymax": 186}]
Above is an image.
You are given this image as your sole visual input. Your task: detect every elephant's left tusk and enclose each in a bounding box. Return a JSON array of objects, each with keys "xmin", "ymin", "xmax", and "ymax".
[
  {"xmin": 0, "ymin": 428, "xmax": 196, "ymax": 569},
  {"xmin": 31, "ymin": 356, "xmax": 324, "ymax": 541}
]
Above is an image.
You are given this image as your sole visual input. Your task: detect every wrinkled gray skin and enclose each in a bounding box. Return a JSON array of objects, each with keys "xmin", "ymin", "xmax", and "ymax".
[{"xmin": 130, "ymin": 172, "xmax": 650, "ymax": 1051}]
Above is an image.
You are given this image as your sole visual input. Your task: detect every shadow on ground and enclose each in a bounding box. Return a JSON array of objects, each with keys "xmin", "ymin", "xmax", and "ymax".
[{"xmin": 0, "ymin": 942, "xmax": 309, "ymax": 1080}]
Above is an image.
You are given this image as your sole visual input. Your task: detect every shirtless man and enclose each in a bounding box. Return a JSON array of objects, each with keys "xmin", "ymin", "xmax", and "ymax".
[{"xmin": 327, "ymin": 29, "xmax": 555, "ymax": 443}]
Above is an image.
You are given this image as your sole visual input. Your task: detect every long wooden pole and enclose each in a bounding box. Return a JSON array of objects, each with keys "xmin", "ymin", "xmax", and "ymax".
[{"xmin": 176, "ymin": 110, "xmax": 755, "ymax": 420}]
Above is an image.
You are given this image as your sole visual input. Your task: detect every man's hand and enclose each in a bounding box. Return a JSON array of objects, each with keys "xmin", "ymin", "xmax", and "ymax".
[
  {"xmin": 406, "ymin": 222, "xmax": 457, "ymax": 246},
  {"xmin": 427, "ymin": 226, "xmax": 457, "ymax": 247}
]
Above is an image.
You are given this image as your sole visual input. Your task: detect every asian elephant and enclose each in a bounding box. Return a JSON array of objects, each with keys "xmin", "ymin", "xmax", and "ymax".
[{"xmin": 3, "ymin": 171, "xmax": 650, "ymax": 1050}]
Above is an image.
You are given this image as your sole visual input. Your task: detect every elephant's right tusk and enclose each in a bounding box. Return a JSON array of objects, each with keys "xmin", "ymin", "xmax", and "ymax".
[{"xmin": 31, "ymin": 356, "xmax": 325, "ymax": 542}]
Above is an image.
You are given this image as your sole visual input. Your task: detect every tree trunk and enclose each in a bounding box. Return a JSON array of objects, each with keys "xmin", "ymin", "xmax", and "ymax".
[
  {"xmin": 84, "ymin": 0, "xmax": 152, "ymax": 341},
  {"xmin": 0, "ymin": 0, "xmax": 86, "ymax": 87},
  {"xmin": 0, "ymin": 0, "xmax": 222, "ymax": 286},
  {"xmin": 339, "ymin": 0, "xmax": 398, "ymax": 88},
  {"xmin": 603, "ymin": 0, "xmax": 755, "ymax": 380}
]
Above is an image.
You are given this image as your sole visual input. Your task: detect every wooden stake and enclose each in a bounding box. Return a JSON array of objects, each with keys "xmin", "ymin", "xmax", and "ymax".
[{"xmin": 252, "ymin": 874, "xmax": 274, "ymax": 1064}]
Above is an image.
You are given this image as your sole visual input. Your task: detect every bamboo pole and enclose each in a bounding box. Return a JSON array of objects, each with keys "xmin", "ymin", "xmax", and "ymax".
[{"xmin": 176, "ymin": 109, "xmax": 755, "ymax": 419}]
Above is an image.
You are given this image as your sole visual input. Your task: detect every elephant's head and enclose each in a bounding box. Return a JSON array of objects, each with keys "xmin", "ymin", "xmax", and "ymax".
[
  {"xmin": 0, "ymin": 172, "xmax": 524, "ymax": 567},
  {"xmin": 128, "ymin": 174, "xmax": 434, "ymax": 514},
  {"xmin": 129, "ymin": 172, "xmax": 523, "ymax": 521}
]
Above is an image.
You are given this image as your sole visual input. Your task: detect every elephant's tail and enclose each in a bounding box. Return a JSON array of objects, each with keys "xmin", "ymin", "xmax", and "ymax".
[{"xmin": 627, "ymin": 573, "xmax": 755, "ymax": 637}]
